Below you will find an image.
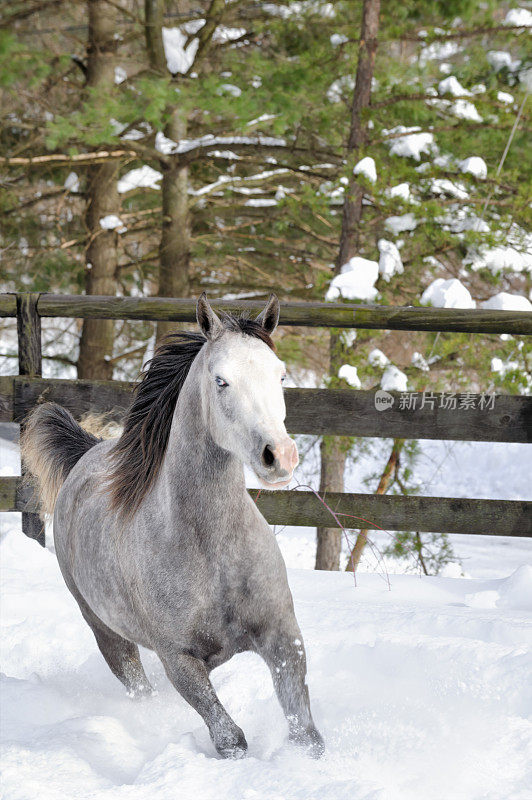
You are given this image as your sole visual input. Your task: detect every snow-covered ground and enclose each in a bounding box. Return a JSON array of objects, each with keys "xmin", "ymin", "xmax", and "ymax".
[{"xmin": 1, "ymin": 432, "xmax": 531, "ymax": 799}]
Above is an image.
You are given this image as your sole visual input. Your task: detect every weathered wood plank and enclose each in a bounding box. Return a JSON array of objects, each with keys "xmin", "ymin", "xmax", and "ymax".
[
  {"xmin": 286, "ymin": 388, "xmax": 532, "ymax": 443},
  {"xmin": 0, "ymin": 376, "xmax": 14, "ymax": 422},
  {"xmin": 17, "ymin": 293, "xmax": 42, "ymax": 377},
  {"xmin": 10, "ymin": 376, "xmax": 133, "ymax": 424},
  {"xmin": 16, "ymin": 293, "xmax": 45, "ymax": 546},
  {"xmin": 1, "ymin": 476, "xmax": 530, "ymax": 537},
  {"xmin": 7, "ymin": 376, "xmax": 532, "ymax": 443},
  {"xmin": 35, "ymin": 294, "xmax": 532, "ymax": 334},
  {"xmin": 0, "ymin": 476, "xmax": 33, "ymax": 513},
  {"xmin": 254, "ymin": 490, "xmax": 532, "ymax": 537},
  {"xmin": 0, "ymin": 294, "xmax": 17, "ymax": 317}
]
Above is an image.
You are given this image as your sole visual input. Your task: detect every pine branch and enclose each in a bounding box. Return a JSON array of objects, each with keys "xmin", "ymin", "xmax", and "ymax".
[
  {"xmin": 186, "ymin": 0, "xmax": 226, "ymax": 74},
  {"xmin": 0, "ymin": 0, "xmax": 65, "ymax": 27},
  {"xmin": 397, "ymin": 24, "xmax": 531, "ymax": 42},
  {"xmin": 0, "ymin": 150, "xmax": 136, "ymax": 167}
]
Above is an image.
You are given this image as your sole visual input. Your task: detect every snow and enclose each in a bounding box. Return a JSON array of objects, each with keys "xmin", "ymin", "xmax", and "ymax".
[
  {"xmin": 388, "ymin": 182, "xmax": 410, "ymax": 201},
  {"xmin": 481, "ymin": 292, "xmax": 532, "ymax": 312},
  {"xmin": 504, "ymin": 8, "xmax": 532, "ymax": 28},
  {"xmin": 330, "ymin": 33, "xmax": 348, "ymax": 46},
  {"xmin": 487, "ymin": 51, "xmax": 521, "ymax": 73},
  {"xmin": 3, "ymin": 519, "xmax": 531, "ymax": 800},
  {"xmin": 378, "ymin": 239, "xmax": 403, "ymax": 281},
  {"xmin": 114, "ymin": 66, "xmax": 127, "ymax": 85},
  {"xmin": 498, "ymin": 90, "xmax": 514, "ymax": 104},
  {"xmin": 491, "ymin": 356, "xmax": 519, "ymax": 376},
  {"xmin": 353, "ymin": 156, "xmax": 376, "ymax": 183},
  {"xmin": 64, "ymin": 171, "xmax": 80, "ymax": 192},
  {"xmin": 155, "ymin": 131, "xmax": 179, "ymax": 155},
  {"xmin": 466, "ymin": 245, "xmax": 532, "ymax": 274},
  {"xmin": 438, "ymin": 76, "xmax": 471, "ymax": 96},
  {"xmin": 439, "ymin": 208, "xmax": 490, "ymax": 234},
  {"xmin": 246, "ymin": 113, "xmax": 277, "ymax": 127},
  {"xmin": 99, "ymin": 215, "xmax": 127, "ymax": 233},
  {"xmin": 386, "ymin": 126, "xmax": 435, "ymax": 160},
  {"xmin": 117, "ymin": 166, "xmax": 162, "ymax": 193},
  {"xmin": 326, "ymin": 75, "xmax": 355, "ymax": 103},
  {"xmin": 122, "ymin": 128, "xmax": 149, "ymax": 141},
  {"xmin": 458, "ymin": 156, "xmax": 487, "ymax": 179},
  {"xmin": 244, "ymin": 199, "xmax": 278, "ymax": 207},
  {"xmin": 162, "ymin": 27, "xmax": 199, "ymax": 74},
  {"xmin": 420, "ymin": 278, "xmax": 476, "ymax": 309},
  {"xmin": 380, "ymin": 364, "xmax": 408, "ymax": 392},
  {"xmin": 385, "ymin": 213, "xmax": 417, "ymax": 235},
  {"xmin": 497, "ymin": 564, "xmax": 532, "ymax": 609},
  {"xmin": 208, "ymin": 150, "xmax": 241, "ymax": 160},
  {"xmin": 263, "ymin": 1, "xmax": 335, "ymax": 18},
  {"xmin": 430, "ymin": 178, "xmax": 469, "ymax": 199},
  {"xmin": 451, "ymin": 99, "xmax": 482, "ymax": 122},
  {"xmin": 368, "ymin": 348, "xmax": 389, "ymax": 368},
  {"xmin": 174, "ymin": 134, "xmax": 287, "ymax": 154},
  {"xmin": 341, "ymin": 330, "xmax": 357, "ymax": 349},
  {"xmin": 216, "ymin": 83, "xmax": 242, "ymax": 97},
  {"xmin": 338, "ymin": 364, "xmax": 361, "ymax": 388},
  {"xmin": 325, "ymin": 257, "xmax": 379, "ymax": 302},
  {"xmin": 1, "ymin": 409, "xmax": 532, "ymax": 800},
  {"xmin": 419, "ymin": 40, "xmax": 461, "ymax": 66},
  {"xmin": 432, "ymin": 152, "xmax": 453, "ymax": 169},
  {"xmin": 411, "ymin": 351, "xmax": 429, "ymax": 371},
  {"xmin": 212, "ymin": 26, "xmax": 247, "ymax": 43}
]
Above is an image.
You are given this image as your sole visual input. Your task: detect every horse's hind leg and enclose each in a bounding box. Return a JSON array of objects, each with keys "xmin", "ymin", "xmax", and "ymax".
[
  {"xmin": 158, "ymin": 647, "xmax": 247, "ymax": 759},
  {"xmin": 75, "ymin": 593, "xmax": 153, "ymax": 697}
]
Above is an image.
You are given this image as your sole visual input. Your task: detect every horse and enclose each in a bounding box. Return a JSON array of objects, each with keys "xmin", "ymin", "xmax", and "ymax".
[{"xmin": 21, "ymin": 293, "xmax": 324, "ymax": 759}]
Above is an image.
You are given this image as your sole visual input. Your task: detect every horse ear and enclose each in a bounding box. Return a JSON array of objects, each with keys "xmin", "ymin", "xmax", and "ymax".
[
  {"xmin": 196, "ymin": 292, "xmax": 222, "ymax": 340},
  {"xmin": 255, "ymin": 293, "xmax": 280, "ymax": 335}
]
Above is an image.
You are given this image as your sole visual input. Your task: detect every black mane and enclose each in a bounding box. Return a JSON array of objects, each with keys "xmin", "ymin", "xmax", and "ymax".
[{"xmin": 108, "ymin": 314, "xmax": 274, "ymax": 517}]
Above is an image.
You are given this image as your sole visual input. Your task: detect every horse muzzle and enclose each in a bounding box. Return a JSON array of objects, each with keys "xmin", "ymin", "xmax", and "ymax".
[{"xmin": 256, "ymin": 437, "xmax": 298, "ymax": 489}]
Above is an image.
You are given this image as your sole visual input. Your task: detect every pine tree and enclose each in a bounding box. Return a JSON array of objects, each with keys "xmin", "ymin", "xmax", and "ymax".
[{"xmin": 1, "ymin": 0, "xmax": 530, "ymax": 573}]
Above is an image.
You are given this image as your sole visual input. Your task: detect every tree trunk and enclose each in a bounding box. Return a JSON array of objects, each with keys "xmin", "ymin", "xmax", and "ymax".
[
  {"xmin": 157, "ymin": 111, "xmax": 191, "ymax": 342},
  {"xmin": 144, "ymin": 0, "xmax": 166, "ymax": 73},
  {"xmin": 346, "ymin": 438, "xmax": 403, "ymax": 571},
  {"xmin": 316, "ymin": 0, "xmax": 381, "ymax": 570},
  {"xmin": 338, "ymin": 0, "xmax": 381, "ymax": 268},
  {"xmin": 77, "ymin": 0, "xmax": 119, "ymax": 380},
  {"xmin": 144, "ymin": 1, "xmax": 191, "ymax": 342},
  {"xmin": 315, "ymin": 436, "xmax": 345, "ymax": 570}
]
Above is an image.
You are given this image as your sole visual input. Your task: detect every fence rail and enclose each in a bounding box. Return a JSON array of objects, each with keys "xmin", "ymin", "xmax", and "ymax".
[
  {"xmin": 2, "ymin": 477, "xmax": 530, "ymax": 538},
  {"xmin": 1, "ymin": 293, "xmax": 532, "ymax": 333},
  {"xmin": 1, "ymin": 376, "xmax": 531, "ymax": 442},
  {"xmin": 1, "ymin": 292, "xmax": 531, "ymax": 547}
]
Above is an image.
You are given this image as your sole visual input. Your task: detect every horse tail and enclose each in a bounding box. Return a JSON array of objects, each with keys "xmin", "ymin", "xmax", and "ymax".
[{"xmin": 20, "ymin": 403, "xmax": 101, "ymax": 518}]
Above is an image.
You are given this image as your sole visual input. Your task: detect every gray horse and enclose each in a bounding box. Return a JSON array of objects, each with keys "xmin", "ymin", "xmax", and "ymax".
[{"xmin": 22, "ymin": 293, "xmax": 324, "ymax": 759}]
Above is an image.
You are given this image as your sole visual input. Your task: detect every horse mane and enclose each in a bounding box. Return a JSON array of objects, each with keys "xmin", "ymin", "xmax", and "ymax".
[{"xmin": 107, "ymin": 314, "xmax": 275, "ymax": 518}]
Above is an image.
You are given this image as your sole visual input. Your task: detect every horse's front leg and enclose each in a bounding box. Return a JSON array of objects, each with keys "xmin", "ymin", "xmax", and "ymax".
[
  {"xmin": 159, "ymin": 648, "xmax": 247, "ymax": 759},
  {"xmin": 255, "ymin": 626, "xmax": 324, "ymax": 757}
]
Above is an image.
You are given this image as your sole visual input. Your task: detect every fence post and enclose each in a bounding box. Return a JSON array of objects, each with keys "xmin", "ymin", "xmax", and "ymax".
[{"xmin": 16, "ymin": 292, "xmax": 45, "ymax": 547}]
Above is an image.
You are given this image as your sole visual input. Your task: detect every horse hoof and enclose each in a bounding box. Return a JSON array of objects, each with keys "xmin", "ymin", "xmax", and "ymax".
[
  {"xmin": 290, "ymin": 726, "xmax": 325, "ymax": 759},
  {"xmin": 214, "ymin": 727, "xmax": 248, "ymax": 759},
  {"xmin": 127, "ymin": 683, "xmax": 155, "ymax": 699},
  {"xmin": 218, "ymin": 743, "xmax": 248, "ymax": 759}
]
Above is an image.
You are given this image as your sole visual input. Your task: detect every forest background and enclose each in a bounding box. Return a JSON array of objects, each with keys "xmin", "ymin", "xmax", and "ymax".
[{"xmin": 1, "ymin": 0, "xmax": 531, "ymax": 571}]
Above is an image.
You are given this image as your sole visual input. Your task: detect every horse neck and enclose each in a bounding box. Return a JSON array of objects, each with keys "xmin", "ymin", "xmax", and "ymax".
[{"xmin": 157, "ymin": 351, "xmax": 245, "ymax": 505}]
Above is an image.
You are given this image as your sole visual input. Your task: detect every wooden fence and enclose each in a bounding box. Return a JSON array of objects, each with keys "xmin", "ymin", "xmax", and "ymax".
[{"xmin": 1, "ymin": 292, "xmax": 531, "ymax": 547}]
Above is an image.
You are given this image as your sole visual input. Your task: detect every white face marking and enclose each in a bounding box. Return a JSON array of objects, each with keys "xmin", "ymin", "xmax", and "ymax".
[{"xmin": 202, "ymin": 332, "xmax": 295, "ymax": 485}]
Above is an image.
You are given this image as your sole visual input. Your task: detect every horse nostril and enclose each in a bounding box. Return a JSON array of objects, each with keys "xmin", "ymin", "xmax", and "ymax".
[{"xmin": 262, "ymin": 445, "xmax": 275, "ymax": 468}]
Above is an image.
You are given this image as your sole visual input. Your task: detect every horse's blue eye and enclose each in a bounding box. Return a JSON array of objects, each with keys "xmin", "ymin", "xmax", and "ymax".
[
  {"xmin": 215, "ymin": 376, "xmax": 228, "ymax": 388},
  {"xmin": 281, "ymin": 375, "xmax": 286, "ymax": 383}
]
